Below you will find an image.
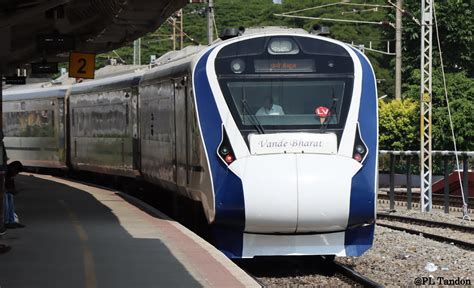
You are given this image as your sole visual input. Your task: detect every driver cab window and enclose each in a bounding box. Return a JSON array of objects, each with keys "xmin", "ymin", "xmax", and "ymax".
[{"xmin": 226, "ymin": 80, "xmax": 346, "ymax": 126}]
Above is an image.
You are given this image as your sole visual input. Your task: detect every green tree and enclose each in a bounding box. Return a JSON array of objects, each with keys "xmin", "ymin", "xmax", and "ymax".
[
  {"xmin": 401, "ymin": 0, "xmax": 473, "ymax": 77},
  {"xmin": 402, "ymin": 69, "xmax": 474, "ymax": 150},
  {"xmin": 378, "ymin": 98, "xmax": 419, "ymax": 150}
]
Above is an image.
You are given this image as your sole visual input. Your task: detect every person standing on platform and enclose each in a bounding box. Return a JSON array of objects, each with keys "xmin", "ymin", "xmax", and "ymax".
[
  {"xmin": 0, "ymin": 130, "xmax": 11, "ymax": 254},
  {"xmin": 4, "ymin": 161, "xmax": 25, "ymax": 229}
]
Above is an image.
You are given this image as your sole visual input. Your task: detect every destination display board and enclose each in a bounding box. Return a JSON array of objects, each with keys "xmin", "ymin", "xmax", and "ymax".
[{"xmin": 254, "ymin": 59, "xmax": 316, "ymax": 73}]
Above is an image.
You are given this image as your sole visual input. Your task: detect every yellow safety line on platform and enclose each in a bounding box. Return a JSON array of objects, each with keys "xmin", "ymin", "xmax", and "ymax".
[{"xmin": 59, "ymin": 200, "xmax": 98, "ymax": 288}]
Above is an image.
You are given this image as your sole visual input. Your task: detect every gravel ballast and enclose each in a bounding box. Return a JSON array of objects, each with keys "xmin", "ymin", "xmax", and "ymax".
[
  {"xmin": 254, "ymin": 224, "xmax": 472, "ymax": 287},
  {"xmin": 339, "ymin": 226, "xmax": 473, "ymax": 287}
]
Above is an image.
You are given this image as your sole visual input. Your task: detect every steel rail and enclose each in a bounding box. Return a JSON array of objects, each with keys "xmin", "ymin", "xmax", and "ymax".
[
  {"xmin": 379, "ymin": 150, "xmax": 474, "ymax": 156},
  {"xmin": 330, "ymin": 260, "xmax": 383, "ymax": 288},
  {"xmin": 241, "ymin": 257, "xmax": 383, "ymax": 288},
  {"xmin": 378, "ymin": 202, "xmax": 472, "ymax": 214},
  {"xmin": 377, "ymin": 213, "xmax": 474, "ymax": 233},
  {"xmin": 377, "ymin": 193, "xmax": 473, "ymax": 209},
  {"xmin": 377, "ymin": 223, "xmax": 474, "ymax": 251}
]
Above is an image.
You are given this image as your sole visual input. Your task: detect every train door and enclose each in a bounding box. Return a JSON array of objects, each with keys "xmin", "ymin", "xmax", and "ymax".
[
  {"xmin": 131, "ymin": 86, "xmax": 140, "ymax": 170},
  {"xmin": 174, "ymin": 77, "xmax": 188, "ymax": 190},
  {"xmin": 139, "ymin": 81, "xmax": 175, "ymax": 187}
]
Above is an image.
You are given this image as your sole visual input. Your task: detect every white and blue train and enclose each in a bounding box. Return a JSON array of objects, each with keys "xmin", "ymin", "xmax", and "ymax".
[{"xmin": 2, "ymin": 27, "xmax": 378, "ymax": 258}]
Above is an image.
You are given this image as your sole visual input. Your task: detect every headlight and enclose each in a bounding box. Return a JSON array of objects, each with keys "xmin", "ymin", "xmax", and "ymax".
[
  {"xmin": 353, "ymin": 126, "xmax": 368, "ymax": 163},
  {"xmin": 268, "ymin": 37, "xmax": 300, "ymax": 55},
  {"xmin": 355, "ymin": 144, "xmax": 366, "ymax": 154},
  {"xmin": 218, "ymin": 128, "xmax": 236, "ymax": 165},
  {"xmin": 230, "ymin": 59, "xmax": 245, "ymax": 74}
]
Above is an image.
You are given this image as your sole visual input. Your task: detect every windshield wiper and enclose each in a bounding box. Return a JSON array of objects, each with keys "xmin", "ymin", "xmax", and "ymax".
[
  {"xmin": 242, "ymin": 99, "xmax": 265, "ymax": 134},
  {"xmin": 320, "ymin": 88, "xmax": 339, "ymax": 132}
]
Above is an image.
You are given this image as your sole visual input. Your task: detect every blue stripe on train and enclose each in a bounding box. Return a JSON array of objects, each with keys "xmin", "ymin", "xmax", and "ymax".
[
  {"xmin": 345, "ymin": 49, "xmax": 377, "ymax": 256},
  {"xmin": 193, "ymin": 49, "xmax": 245, "ymax": 258}
]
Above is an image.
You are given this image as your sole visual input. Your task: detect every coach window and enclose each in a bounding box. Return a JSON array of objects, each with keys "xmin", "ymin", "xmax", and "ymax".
[
  {"xmin": 3, "ymin": 110, "xmax": 54, "ymax": 137},
  {"xmin": 3, "ymin": 112, "xmax": 21, "ymax": 136}
]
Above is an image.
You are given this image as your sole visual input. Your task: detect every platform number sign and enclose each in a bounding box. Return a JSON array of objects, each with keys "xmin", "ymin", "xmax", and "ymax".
[{"xmin": 69, "ymin": 52, "xmax": 96, "ymax": 79}]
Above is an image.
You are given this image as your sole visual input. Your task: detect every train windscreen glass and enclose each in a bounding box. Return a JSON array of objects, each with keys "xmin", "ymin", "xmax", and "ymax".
[
  {"xmin": 226, "ymin": 79, "xmax": 346, "ymax": 126},
  {"xmin": 216, "ymin": 36, "xmax": 354, "ymax": 130}
]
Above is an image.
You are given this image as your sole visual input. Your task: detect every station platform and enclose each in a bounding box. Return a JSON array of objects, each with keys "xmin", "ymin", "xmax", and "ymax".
[{"xmin": 0, "ymin": 173, "xmax": 258, "ymax": 287}]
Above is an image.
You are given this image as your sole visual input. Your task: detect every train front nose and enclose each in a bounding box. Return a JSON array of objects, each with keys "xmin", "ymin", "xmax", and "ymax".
[{"xmin": 231, "ymin": 154, "xmax": 362, "ymax": 233}]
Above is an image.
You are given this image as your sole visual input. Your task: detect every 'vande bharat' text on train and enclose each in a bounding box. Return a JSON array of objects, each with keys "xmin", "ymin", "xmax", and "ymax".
[{"xmin": 258, "ymin": 139, "xmax": 324, "ymax": 149}]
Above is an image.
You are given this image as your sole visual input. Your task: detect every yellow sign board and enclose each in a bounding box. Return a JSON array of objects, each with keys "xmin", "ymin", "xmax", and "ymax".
[{"xmin": 69, "ymin": 52, "xmax": 96, "ymax": 79}]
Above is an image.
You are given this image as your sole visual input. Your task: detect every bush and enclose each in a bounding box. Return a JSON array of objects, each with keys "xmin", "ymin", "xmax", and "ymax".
[{"xmin": 379, "ymin": 99, "xmax": 419, "ymax": 151}]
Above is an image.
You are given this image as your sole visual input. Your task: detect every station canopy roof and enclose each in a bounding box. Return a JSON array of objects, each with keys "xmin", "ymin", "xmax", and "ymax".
[{"xmin": 0, "ymin": 0, "xmax": 188, "ymax": 74}]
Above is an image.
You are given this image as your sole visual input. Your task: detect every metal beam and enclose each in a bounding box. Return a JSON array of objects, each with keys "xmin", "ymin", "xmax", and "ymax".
[
  {"xmin": 420, "ymin": 0, "xmax": 433, "ymax": 212},
  {"xmin": 133, "ymin": 38, "xmax": 141, "ymax": 65},
  {"xmin": 207, "ymin": 0, "xmax": 214, "ymax": 44},
  {"xmin": 395, "ymin": 0, "xmax": 402, "ymax": 100}
]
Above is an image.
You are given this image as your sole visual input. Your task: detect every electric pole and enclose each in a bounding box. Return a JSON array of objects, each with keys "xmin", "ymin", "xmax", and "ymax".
[
  {"xmin": 133, "ymin": 38, "xmax": 141, "ymax": 65},
  {"xmin": 395, "ymin": 0, "xmax": 402, "ymax": 100},
  {"xmin": 179, "ymin": 10, "xmax": 184, "ymax": 49},
  {"xmin": 172, "ymin": 16, "xmax": 176, "ymax": 50},
  {"xmin": 207, "ymin": 0, "xmax": 214, "ymax": 44},
  {"xmin": 420, "ymin": 0, "xmax": 433, "ymax": 212},
  {"xmin": 168, "ymin": 9, "xmax": 184, "ymax": 51}
]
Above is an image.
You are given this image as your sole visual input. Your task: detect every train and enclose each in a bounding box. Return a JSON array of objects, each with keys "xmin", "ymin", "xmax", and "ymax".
[{"xmin": 2, "ymin": 27, "xmax": 378, "ymax": 258}]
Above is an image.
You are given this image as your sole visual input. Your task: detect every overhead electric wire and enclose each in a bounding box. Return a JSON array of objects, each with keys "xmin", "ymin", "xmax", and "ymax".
[
  {"xmin": 280, "ymin": 2, "xmax": 342, "ymax": 15},
  {"xmin": 386, "ymin": 0, "xmax": 421, "ymax": 26},
  {"xmin": 165, "ymin": 18, "xmax": 200, "ymax": 45},
  {"xmin": 341, "ymin": 8, "xmax": 379, "ymax": 15},
  {"xmin": 281, "ymin": 2, "xmax": 391, "ymax": 16},
  {"xmin": 274, "ymin": 13, "xmax": 395, "ymax": 28},
  {"xmin": 432, "ymin": 3, "xmax": 470, "ymax": 220},
  {"xmin": 112, "ymin": 50, "xmax": 126, "ymax": 64}
]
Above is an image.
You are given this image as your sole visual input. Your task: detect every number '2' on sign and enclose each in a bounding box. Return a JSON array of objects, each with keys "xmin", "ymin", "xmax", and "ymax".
[{"xmin": 69, "ymin": 52, "xmax": 96, "ymax": 79}]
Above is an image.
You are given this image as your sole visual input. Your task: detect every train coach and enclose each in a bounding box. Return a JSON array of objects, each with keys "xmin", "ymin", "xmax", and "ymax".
[
  {"xmin": 2, "ymin": 26, "xmax": 378, "ymax": 259},
  {"xmin": 3, "ymin": 86, "xmax": 68, "ymax": 168}
]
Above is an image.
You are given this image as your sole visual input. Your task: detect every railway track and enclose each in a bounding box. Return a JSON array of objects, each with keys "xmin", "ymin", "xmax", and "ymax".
[
  {"xmin": 377, "ymin": 198, "xmax": 473, "ymax": 214},
  {"xmin": 377, "ymin": 213, "xmax": 474, "ymax": 233},
  {"xmin": 378, "ymin": 192, "xmax": 473, "ymax": 210},
  {"xmin": 330, "ymin": 260, "xmax": 382, "ymax": 287},
  {"xmin": 237, "ymin": 256, "xmax": 382, "ymax": 287},
  {"xmin": 377, "ymin": 213, "xmax": 474, "ymax": 251}
]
